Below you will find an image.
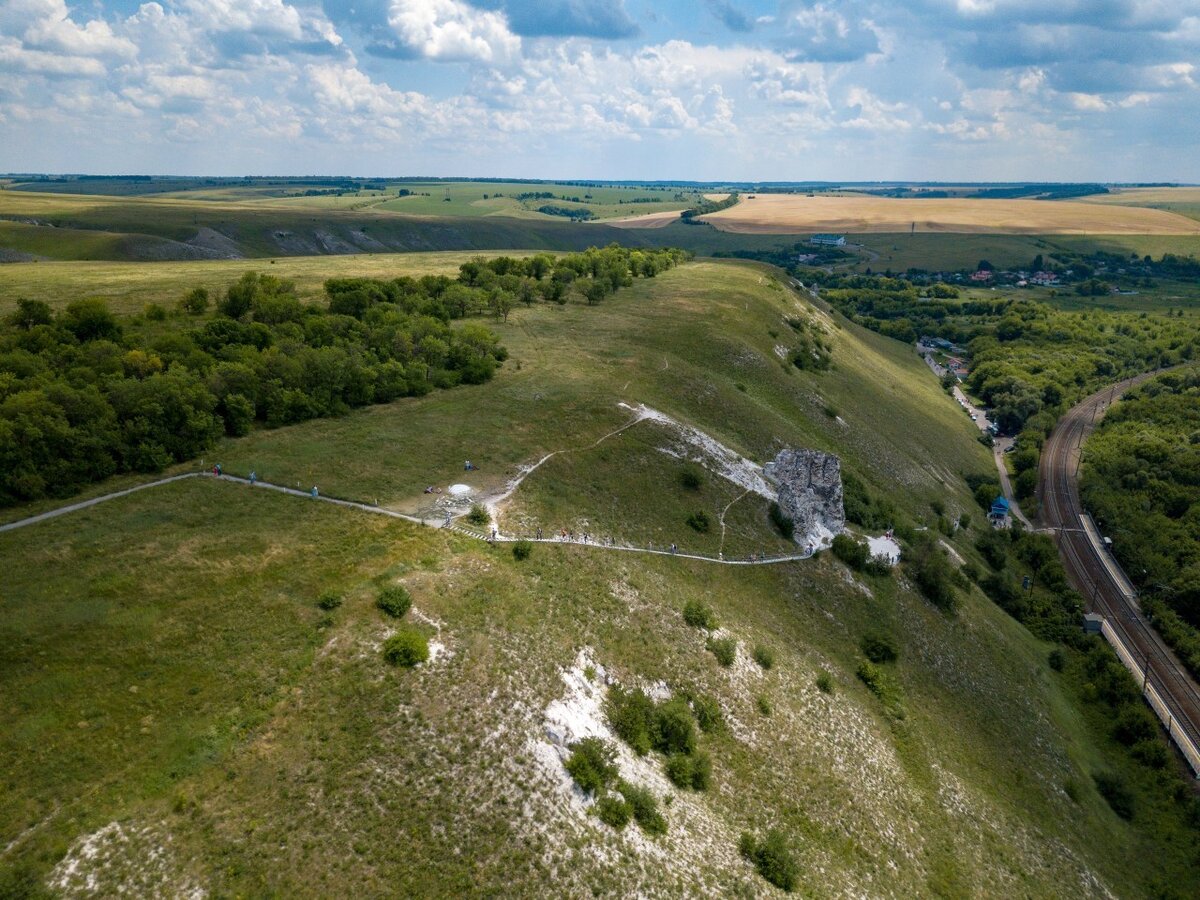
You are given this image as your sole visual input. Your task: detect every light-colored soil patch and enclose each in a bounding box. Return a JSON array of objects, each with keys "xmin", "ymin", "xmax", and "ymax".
[
  {"xmin": 699, "ymin": 193, "xmax": 1200, "ymax": 235},
  {"xmin": 609, "ymin": 210, "xmax": 685, "ymax": 228},
  {"xmin": 48, "ymin": 821, "xmax": 205, "ymax": 898}
]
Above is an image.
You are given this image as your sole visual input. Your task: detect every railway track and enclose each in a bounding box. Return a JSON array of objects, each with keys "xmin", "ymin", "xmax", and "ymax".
[{"xmin": 1038, "ymin": 372, "xmax": 1200, "ymax": 774}]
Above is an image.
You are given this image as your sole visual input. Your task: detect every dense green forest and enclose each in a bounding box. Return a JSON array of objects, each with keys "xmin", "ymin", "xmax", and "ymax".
[
  {"xmin": 810, "ymin": 271, "xmax": 1200, "ymax": 503},
  {"xmin": 0, "ymin": 246, "xmax": 687, "ymax": 506},
  {"xmin": 1082, "ymin": 369, "xmax": 1200, "ymax": 679}
]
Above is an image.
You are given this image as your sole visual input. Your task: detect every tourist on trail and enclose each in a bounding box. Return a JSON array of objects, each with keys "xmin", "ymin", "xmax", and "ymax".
[
  {"xmin": 216, "ymin": 463, "xmax": 222, "ymax": 476},
  {"xmin": 249, "ymin": 471, "xmax": 257, "ymax": 485},
  {"xmin": 311, "ymin": 486, "xmax": 319, "ymax": 498}
]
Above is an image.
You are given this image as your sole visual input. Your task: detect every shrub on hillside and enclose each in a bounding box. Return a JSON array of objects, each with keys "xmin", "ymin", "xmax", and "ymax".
[
  {"xmin": 682, "ymin": 599, "xmax": 717, "ymax": 630},
  {"xmin": 512, "ymin": 539, "xmax": 533, "ymax": 561},
  {"xmin": 816, "ymin": 671, "xmax": 835, "ymax": 694},
  {"xmin": 688, "ymin": 692, "xmax": 724, "ymax": 733},
  {"xmin": 565, "ymin": 737, "xmax": 619, "ymax": 796},
  {"xmin": 618, "ymin": 780, "xmax": 668, "ymax": 835},
  {"xmin": 679, "ymin": 464, "xmax": 704, "ymax": 490},
  {"xmin": 832, "ymin": 533, "xmax": 870, "ymax": 570},
  {"xmin": 606, "ymin": 685, "xmax": 658, "ymax": 755},
  {"xmin": 382, "ymin": 628, "xmax": 428, "ymax": 668},
  {"xmin": 686, "ymin": 510, "xmax": 711, "ymax": 533},
  {"xmin": 907, "ymin": 538, "xmax": 958, "ymax": 612},
  {"xmin": 376, "ymin": 585, "xmax": 412, "ymax": 618},
  {"xmin": 595, "ymin": 794, "xmax": 632, "ymax": 829},
  {"xmin": 752, "ymin": 644, "xmax": 775, "ymax": 670},
  {"xmin": 466, "ymin": 504, "xmax": 489, "ymax": 527},
  {"xmin": 1112, "ymin": 705, "xmax": 1157, "ymax": 747},
  {"xmin": 739, "ymin": 829, "xmax": 798, "ymax": 892},
  {"xmin": 706, "ymin": 637, "xmax": 737, "ymax": 667},
  {"xmin": 653, "ymin": 698, "xmax": 698, "ymax": 756},
  {"xmin": 1131, "ymin": 739, "xmax": 1169, "ymax": 769},
  {"xmin": 756, "ymin": 695, "xmax": 772, "ymax": 716},
  {"xmin": 860, "ymin": 634, "xmax": 898, "ymax": 664},
  {"xmin": 316, "ymin": 591, "xmax": 342, "ymax": 611},
  {"xmin": 1093, "ymin": 771, "xmax": 1135, "ymax": 820},
  {"xmin": 665, "ymin": 750, "xmax": 712, "ymax": 790}
]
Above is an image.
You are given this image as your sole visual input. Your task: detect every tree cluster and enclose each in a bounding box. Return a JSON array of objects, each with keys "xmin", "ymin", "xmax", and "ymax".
[{"xmin": 1081, "ymin": 369, "xmax": 1200, "ymax": 677}]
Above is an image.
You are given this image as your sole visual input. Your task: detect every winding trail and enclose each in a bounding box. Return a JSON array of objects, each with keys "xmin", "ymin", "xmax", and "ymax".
[{"xmin": 0, "ymin": 470, "xmax": 812, "ymax": 567}]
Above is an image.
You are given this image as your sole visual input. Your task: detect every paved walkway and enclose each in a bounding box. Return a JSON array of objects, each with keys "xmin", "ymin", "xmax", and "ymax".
[{"xmin": 0, "ymin": 471, "xmax": 814, "ymax": 568}]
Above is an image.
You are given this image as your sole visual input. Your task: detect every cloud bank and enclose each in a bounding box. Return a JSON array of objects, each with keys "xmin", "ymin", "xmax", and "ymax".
[{"xmin": 0, "ymin": 0, "xmax": 1196, "ymax": 179}]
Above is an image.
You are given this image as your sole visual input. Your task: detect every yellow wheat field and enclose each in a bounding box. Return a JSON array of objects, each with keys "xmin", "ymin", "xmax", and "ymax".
[{"xmin": 699, "ymin": 193, "xmax": 1200, "ymax": 235}]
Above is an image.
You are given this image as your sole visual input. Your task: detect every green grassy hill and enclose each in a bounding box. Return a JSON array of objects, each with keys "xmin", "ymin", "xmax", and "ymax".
[
  {"xmin": 0, "ymin": 190, "xmax": 660, "ymax": 262},
  {"xmin": 2, "ymin": 260, "xmax": 1198, "ymax": 897}
]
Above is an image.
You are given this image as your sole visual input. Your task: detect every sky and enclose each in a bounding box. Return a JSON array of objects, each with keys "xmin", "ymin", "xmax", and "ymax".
[{"xmin": 1, "ymin": 0, "xmax": 1198, "ymax": 181}]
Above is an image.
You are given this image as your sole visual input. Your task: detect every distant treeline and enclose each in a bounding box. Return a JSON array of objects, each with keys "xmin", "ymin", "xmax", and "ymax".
[
  {"xmin": 0, "ymin": 245, "xmax": 687, "ymax": 506},
  {"xmin": 679, "ymin": 193, "xmax": 739, "ymax": 224}
]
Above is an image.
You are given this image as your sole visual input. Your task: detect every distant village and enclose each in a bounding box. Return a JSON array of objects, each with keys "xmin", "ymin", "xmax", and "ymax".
[{"xmin": 801, "ymin": 234, "xmax": 1196, "ymax": 296}]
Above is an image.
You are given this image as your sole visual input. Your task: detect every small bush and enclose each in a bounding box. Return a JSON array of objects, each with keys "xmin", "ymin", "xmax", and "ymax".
[
  {"xmin": 382, "ymin": 628, "xmax": 428, "ymax": 668},
  {"xmin": 466, "ymin": 504, "xmax": 489, "ymax": 526},
  {"xmin": 689, "ymin": 693, "xmax": 723, "ymax": 733},
  {"xmin": 706, "ymin": 636, "xmax": 736, "ymax": 667},
  {"xmin": 1048, "ymin": 648, "xmax": 1066, "ymax": 671},
  {"xmin": 618, "ymin": 780, "xmax": 667, "ymax": 835},
  {"xmin": 679, "ymin": 465, "xmax": 704, "ymax": 490},
  {"xmin": 768, "ymin": 502, "xmax": 795, "ymax": 540},
  {"xmin": 144, "ymin": 302, "xmax": 168, "ymax": 321},
  {"xmin": 512, "ymin": 539, "xmax": 533, "ymax": 561},
  {"xmin": 856, "ymin": 661, "xmax": 884, "ymax": 696},
  {"xmin": 740, "ymin": 828, "xmax": 798, "ymax": 892},
  {"xmin": 1112, "ymin": 706, "xmax": 1157, "ymax": 747},
  {"xmin": 832, "ymin": 533, "xmax": 870, "ymax": 570},
  {"xmin": 860, "ymin": 634, "xmax": 898, "ymax": 664},
  {"xmin": 565, "ymin": 737, "xmax": 618, "ymax": 795},
  {"xmin": 816, "ymin": 671, "xmax": 834, "ymax": 694},
  {"xmin": 316, "ymin": 590, "xmax": 342, "ymax": 611},
  {"xmin": 756, "ymin": 695, "xmax": 772, "ymax": 717},
  {"xmin": 376, "ymin": 585, "xmax": 412, "ymax": 618},
  {"xmin": 1131, "ymin": 739, "xmax": 1169, "ymax": 769},
  {"xmin": 595, "ymin": 794, "xmax": 632, "ymax": 829},
  {"xmin": 606, "ymin": 685, "xmax": 658, "ymax": 755},
  {"xmin": 179, "ymin": 286, "xmax": 210, "ymax": 314},
  {"xmin": 653, "ymin": 698, "xmax": 697, "ymax": 756},
  {"xmin": 665, "ymin": 750, "xmax": 712, "ymax": 790},
  {"xmin": 1093, "ymin": 771, "xmax": 1134, "ymax": 819},
  {"xmin": 686, "ymin": 510, "xmax": 711, "ymax": 533},
  {"xmin": 682, "ymin": 599, "xmax": 717, "ymax": 630},
  {"xmin": 752, "ymin": 644, "xmax": 775, "ymax": 670}
]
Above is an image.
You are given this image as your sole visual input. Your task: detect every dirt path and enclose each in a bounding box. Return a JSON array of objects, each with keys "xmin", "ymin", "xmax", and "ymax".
[
  {"xmin": 717, "ymin": 489, "xmax": 750, "ymax": 559},
  {"xmin": 0, "ymin": 470, "xmax": 812, "ymax": 567}
]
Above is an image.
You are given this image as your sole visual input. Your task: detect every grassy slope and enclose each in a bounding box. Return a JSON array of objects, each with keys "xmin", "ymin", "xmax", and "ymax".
[
  {"xmin": 0, "ymin": 191, "xmax": 653, "ymax": 261},
  {"xmin": 1, "ymin": 260, "xmax": 1197, "ymax": 897},
  {"xmin": 212, "ymin": 262, "xmax": 985, "ymax": 525}
]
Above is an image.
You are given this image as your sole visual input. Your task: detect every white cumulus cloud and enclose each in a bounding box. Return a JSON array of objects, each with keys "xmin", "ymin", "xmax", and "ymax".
[{"xmin": 387, "ymin": 0, "xmax": 520, "ymax": 62}]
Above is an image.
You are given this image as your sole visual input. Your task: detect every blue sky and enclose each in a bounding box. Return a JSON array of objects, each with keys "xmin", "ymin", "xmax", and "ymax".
[{"xmin": 1, "ymin": 0, "xmax": 1198, "ymax": 180}]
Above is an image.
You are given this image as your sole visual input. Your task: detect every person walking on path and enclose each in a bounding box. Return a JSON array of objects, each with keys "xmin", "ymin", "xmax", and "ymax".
[
  {"xmin": 249, "ymin": 471, "xmax": 257, "ymax": 485},
  {"xmin": 311, "ymin": 486, "xmax": 319, "ymax": 499}
]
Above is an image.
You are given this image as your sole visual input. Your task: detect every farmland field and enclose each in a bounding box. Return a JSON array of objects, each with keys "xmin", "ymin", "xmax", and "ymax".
[
  {"xmin": 699, "ymin": 193, "xmax": 1200, "ymax": 235},
  {"xmin": 1078, "ymin": 186, "xmax": 1200, "ymax": 222}
]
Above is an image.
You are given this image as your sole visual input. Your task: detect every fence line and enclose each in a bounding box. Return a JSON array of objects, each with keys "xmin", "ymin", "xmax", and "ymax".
[{"xmin": 1101, "ymin": 619, "xmax": 1200, "ymax": 777}]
